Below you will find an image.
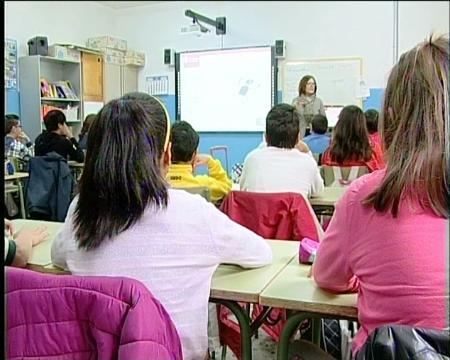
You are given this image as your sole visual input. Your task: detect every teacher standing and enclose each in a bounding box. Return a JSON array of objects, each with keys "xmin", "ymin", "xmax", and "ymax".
[{"xmin": 291, "ymin": 75, "xmax": 325, "ymax": 138}]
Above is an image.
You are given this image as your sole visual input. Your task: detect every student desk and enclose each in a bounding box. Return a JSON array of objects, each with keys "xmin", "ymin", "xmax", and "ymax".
[
  {"xmin": 259, "ymin": 258, "xmax": 358, "ymax": 359},
  {"xmin": 210, "ymin": 240, "xmax": 299, "ymax": 359},
  {"xmin": 10, "ymin": 219, "xmax": 66, "ymax": 273},
  {"xmin": 309, "ymin": 186, "xmax": 347, "ymax": 207},
  {"xmin": 5, "ymin": 172, "xmax": 29, "ymax": 218}
]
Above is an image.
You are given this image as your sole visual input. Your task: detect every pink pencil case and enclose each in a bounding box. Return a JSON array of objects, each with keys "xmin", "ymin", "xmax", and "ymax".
[{"xmin": 299, "ymin": 238, "xmax": 320, "ymax": 264}]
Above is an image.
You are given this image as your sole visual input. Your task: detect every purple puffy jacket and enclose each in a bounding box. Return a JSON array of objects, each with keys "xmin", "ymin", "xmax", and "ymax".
[{"xmin": 6, "ymin": 267, "xmax": 183, "ymax": 359}]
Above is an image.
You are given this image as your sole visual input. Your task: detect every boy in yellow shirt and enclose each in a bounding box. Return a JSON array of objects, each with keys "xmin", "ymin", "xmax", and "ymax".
[{"xmin": 167, "ymin": 121, "xmax": 232, "ymax": 203}]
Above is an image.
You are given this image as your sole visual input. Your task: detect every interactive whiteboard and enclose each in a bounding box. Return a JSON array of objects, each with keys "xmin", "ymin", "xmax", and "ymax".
[
  {"xmin": 283, "ymin": 58, "xmax": 363, "ymax": 107},
  {"xmin": 176, "ymin": 46, "xmax": 276, "ymax": 132}
]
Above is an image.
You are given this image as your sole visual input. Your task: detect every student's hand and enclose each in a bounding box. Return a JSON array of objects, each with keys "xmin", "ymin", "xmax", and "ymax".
[
  {"xmin": 16, "ymin": 226, "xmax": 49, "ymax": 247},
  {"xmin": 19, "ymin": 130, "xmax": 31, "ymax": 142},
  {"xmin": 5, "ymin": 219, "xmax": 14, "ymax": 237},
  {"xmin": 299, "ymin": 98, "xmax": 309, "ymax": 106},
  {"xmin": 63, "ymin": 124, "xmax": 73, "ymax": 139},
  {"xmin": 295, "ymin": 140, "xmax": 310, "ymax": 153},
  {"xmin": 193, "ymin": 154, "xmax": 211, "ymax": 168}
]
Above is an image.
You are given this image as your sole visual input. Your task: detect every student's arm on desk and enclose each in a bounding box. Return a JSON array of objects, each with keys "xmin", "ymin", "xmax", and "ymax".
[
  {"xmin": 204, "ymin": 201, "xmax": 272, "ymax": 268},
  {"xmin": 313, "ymin": 190, "xmax": 359, "ymax": 293}
]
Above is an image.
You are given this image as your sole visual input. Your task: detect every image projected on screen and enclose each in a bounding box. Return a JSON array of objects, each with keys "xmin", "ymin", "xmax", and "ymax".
[{"xmin": 178, "ymin": 46, "xmax": 273, "ymax": 132}]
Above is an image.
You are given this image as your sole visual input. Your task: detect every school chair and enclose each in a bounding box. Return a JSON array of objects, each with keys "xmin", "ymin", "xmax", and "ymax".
[
  {"xmin": 321, "ymin": 165, "xmax": 369, "ymax": 187},
  {"xmin": 355, "ymin": 324, "xmax": 450, "ymax": 360},
  {"xmin": 5, "ymin": 266, "xmax": 183, "ymax": 359},
  {"xmin": 217, "ymin": 190, "xmax": 323, "ymax": 359},
  {"xmin": 173, "ymin": 185, "xmax": 212, "ymax": 202},
  {"xmin": 312, "ymin": 153, "xmax": 322, "ymax": 165}
]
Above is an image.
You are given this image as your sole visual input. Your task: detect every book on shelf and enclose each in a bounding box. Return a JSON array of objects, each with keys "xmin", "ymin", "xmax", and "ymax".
[{"xmin": 40, "ymin": 78, "xmax": 78, "ymax": 100}]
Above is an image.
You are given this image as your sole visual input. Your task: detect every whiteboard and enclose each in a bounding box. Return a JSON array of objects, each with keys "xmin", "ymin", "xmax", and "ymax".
[
  {"xmin": 176, "ymin": 46, "xmax": 274, "ymax": 132},
  {"xmin": 283, "ymin": 58, "xmax": 363, "ymax": 107}
]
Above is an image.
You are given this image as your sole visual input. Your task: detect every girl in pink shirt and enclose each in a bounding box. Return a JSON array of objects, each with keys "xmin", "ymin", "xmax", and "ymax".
[{"xmin": 314, "ymin": 34, "xmax": 449, "ymax": 355}]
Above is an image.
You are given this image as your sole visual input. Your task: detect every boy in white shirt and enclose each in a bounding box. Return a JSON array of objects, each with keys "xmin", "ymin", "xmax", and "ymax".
[{"xmin": 240, "ymin": 103, "xmax": 324, "ymax": 198}]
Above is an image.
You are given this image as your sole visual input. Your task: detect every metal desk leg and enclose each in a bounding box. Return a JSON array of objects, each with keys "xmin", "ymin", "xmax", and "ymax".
[
  {"xmin": 17, "ymin": 180, "xmax": 26, "ymax": 219},
  {"xmin": 277, "ymin": 312, "xmax": 311, "ymax": 360},
  {"xmin": 312, "ymin": 318, "xmax": 322, "ymax": 345},
  {"xmin": 214, "ymin": 300, "xmax": 253, "ymax": 360}
]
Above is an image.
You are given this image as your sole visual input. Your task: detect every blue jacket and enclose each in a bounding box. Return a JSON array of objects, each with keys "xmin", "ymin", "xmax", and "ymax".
[
  {"xmin": 25, "ymin": 152, "xmax": 74, "ymax": 221},
  {"xmin": 303, "ymin": 133, "xmax": 331, "ymax": 154}
]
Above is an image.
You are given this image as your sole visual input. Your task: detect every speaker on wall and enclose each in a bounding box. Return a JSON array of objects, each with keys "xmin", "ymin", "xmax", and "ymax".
[
  {"xmin": 275, "ymin": 40, "xmax": 285, "ymax": 59},
  {"xmin": 164, "ymin": 48, "xmax": 175, "ymax": 66},
  {"xmin": 27, "ymin": 36, "xmax": 48, "ymax": 56}
]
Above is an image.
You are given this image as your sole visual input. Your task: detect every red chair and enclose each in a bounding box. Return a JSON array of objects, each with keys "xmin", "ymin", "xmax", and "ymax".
[{"xmin": 217, "ymin": 191, "xmax": 323, "ymax": 359}]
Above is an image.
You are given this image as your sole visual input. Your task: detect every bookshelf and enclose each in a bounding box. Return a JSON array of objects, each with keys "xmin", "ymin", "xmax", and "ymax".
[{"xmin": 19, "ymin": 55, "xmax": 83, "ymax": 142}]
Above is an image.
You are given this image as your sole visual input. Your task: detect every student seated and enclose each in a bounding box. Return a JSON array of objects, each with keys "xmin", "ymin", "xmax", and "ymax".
[
  {"xmin": 321, "ymin": 105, "xmax": 384, "ymax": 172},
  {"xmin": 167, "ymin": 120, "xmax": 231, "ymax": 203},
  {"xmin": 303, "ymin": 114, "xmax": 331, "ymax": 155},
  {"xmin": 51, "ymin": 92, "xmax": 272, "ymax": 360},
  {"xmin": 4, "ymin": 114, "xmax": 34, "ymax": 160},
  {"xmin": 35, "ymin": 110, "xmax": 84, "ymax": 163},
  {"xmin": 240, "ymin": 104, "xmax": 324, "ymax": 198},
  {"xmin": 313, "ymin": 34, "xmax": 448, "ymax": 357},
  {"xmin": 364, "ymin": 109, "xmax": 382, "ymax": 148},
  {"xmin": 4, "ymin": 219, "xmax": 48, "ymax": 267},
  {"xmin": 78, "ymin": 113, "xmax": 96, "ymax": 151}
]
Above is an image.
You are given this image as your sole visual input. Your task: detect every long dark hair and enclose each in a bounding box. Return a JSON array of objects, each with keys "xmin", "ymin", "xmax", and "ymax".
[
  {"xmin": 74, "ymin": 96, "xmax": 169, "ymax": 250},
  {"xmin": 364, "ymin": 34, "xmax": 449, "ymax": 217},
  {"xmin": 328, "ymin": 105, "xmax": 373, "ymax": 164},
  {"xmin": 80, "ymin": 114, "xmax": 96, "ymax": 138}
]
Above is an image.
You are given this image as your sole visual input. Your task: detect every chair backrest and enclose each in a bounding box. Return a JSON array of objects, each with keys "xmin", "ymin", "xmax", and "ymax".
[
  {"xmin": 174, "ymin": 185, "xmax": 212, "ymax": 202},
  {"xmin": 220, "ymin": 190, "xmax": 323, "ymax": 241},
  {"xmin": 312, "ymin": 153, "xmax": 320, "ymax": 163},
  {"xmin": 355, "ymin": 324, "xmax": 450, "ymax": 360},
  {"xmin": 321, "ymin": 165, "xmax": 369, "ymax": 187},
  {"xmin": 6, "ymin": 266, "xmax": 183, "ymax": 360},
  {"xmin": 210, "ymin": 145, "xmax": 229, "ymax": 176}
]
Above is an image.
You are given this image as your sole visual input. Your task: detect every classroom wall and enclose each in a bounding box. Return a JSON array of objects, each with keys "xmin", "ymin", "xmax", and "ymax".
[
  {"xmin": 5, "ymin": 1, "xmax": 117, "ymax": 56},
  {"xmin": 6, "ymin": 1, "xmax": 449, "ymax": 168},
  {"xmin": 5, "ymin": 1, "xmax": 117, "ymax": 122}
]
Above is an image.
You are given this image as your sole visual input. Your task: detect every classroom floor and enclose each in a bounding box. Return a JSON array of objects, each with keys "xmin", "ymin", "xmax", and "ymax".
[{"xmin": 208, "ymin": 304, "xmax": 277, "ymax": 359}]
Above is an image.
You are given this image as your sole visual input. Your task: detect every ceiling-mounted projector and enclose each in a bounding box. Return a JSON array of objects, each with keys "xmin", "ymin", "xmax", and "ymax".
[{"xmin": 180, "ymin": 22, "xmax": 210, "ymax": 37}]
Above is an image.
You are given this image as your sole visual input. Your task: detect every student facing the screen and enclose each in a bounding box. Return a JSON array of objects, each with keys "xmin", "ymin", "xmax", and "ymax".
[
  {"xmin": 240, "ymin": 103, "xmax": 324, "ymax": 198},
  {"xmin": 51, "ymin": 92, "xmax": 272, "ymax": 360},
  {"xmin": 313, "ymin": 34, "xmax": 449, "ymax": 356},
  {"xmin": 303, "ymin": 114, "xmax": 331, "ymax": 155},
  {"xmin": 167, "ymin": 120, "xmax": 232, "ymax": 204}
]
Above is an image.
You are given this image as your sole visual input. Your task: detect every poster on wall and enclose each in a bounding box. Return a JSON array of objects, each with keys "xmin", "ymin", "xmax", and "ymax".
[{"xmin": 5, "ymin": 38, "xmax": 18, "ymax": 89}]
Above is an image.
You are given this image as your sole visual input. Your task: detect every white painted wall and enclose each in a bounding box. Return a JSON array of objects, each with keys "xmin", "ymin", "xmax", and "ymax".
[
  {"xmin": 398, "ymin": 1, "xmax": 450, "ymax": 55},
  {"xmin": 5, "ymin": 1, "xmax": 117, "ymax": 56}
]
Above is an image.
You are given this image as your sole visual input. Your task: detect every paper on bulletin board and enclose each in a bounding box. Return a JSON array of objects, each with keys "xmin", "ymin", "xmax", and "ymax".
[
  {"xmin": 355, "ymin": 79, "xmax": 370, "ymax": 99},
  {"xmin": 146, "ymin": 75, "xmax": 169, "ymax": 95},
  {"xmin": 5, "ymin": 38, "xmax": 18, "ymax": 89}
]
